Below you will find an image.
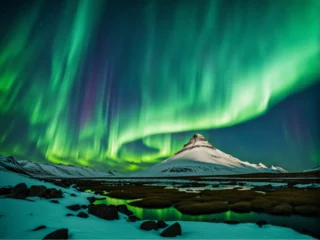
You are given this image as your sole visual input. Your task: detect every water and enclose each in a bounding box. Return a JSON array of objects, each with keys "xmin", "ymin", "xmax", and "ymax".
[{"xmin": 95, "ymin": 196, "xmax": 320, "ymax": 237}]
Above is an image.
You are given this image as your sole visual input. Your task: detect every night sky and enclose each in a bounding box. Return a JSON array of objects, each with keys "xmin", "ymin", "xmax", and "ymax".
[{"xmin": 0, "ymin": 0, "xmax": 319, "ymax": 173}]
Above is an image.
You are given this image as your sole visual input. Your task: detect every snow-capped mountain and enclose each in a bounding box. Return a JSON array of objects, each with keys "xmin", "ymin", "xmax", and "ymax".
[
  {"xmin": 303, "ymin": 166, "xmax": 320, "ymax": 172},
  {"xmin": 134, "ymin": 134, "xmax": 287, "ymax": 176},
  {"xmin": 0, "ymin": 156, "xmax": 120, "ymax": 178}
]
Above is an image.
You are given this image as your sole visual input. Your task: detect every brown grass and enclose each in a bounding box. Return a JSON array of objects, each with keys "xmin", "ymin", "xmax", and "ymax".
[
  {"xmin": 294, "ymin": 205, "xmax": 320, "ymax": 216},
  {"xmin": 175, "ymin": 201, "xmax": 229, "ymax": 215},
  {"xmin": 230, "ymin": 201, "xmax": 251, "ymax": 213},
  {"xmin": 88, "ymin": 184, "xmax": 320, "ymax": 216},
  {"xmin": 270, "ymin": 203, "xmax": 293, "ymax": 215},
  {"xmin": 129, "ymin": 197, "xmax": 172, "ymax": 208},
  {"xmin": 106, "ymin": 190, "xmax": 145, "ymax": 199},
  {"xmin": 251, "ymin": 198, "xmax": 277, "ymax": 212}
]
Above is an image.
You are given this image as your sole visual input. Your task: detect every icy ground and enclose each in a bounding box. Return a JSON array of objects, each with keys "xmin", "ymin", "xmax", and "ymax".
[{"xmin": 0, "ymin": 171, "xmax": 314, "ymax": 239}]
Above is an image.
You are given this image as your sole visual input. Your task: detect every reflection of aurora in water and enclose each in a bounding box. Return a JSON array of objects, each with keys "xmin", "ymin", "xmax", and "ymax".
[
  {"xmin": 95, "ymin": 196, "xmax": 319, "ymax": 236},
  {"xmin": 0, "ymin": 0, "xmax": 319, "ymax": 171}
]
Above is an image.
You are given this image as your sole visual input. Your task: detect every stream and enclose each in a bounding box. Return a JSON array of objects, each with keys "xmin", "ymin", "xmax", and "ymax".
[{"xmin": 94, "ymin": 196, "xmax": 320, "ymax": 237}]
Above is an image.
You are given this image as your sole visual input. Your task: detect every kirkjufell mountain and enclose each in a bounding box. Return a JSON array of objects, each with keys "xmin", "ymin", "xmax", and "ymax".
[{"xmin": 135, "ymin": 134, "xmax": 287, "ymax": 176}]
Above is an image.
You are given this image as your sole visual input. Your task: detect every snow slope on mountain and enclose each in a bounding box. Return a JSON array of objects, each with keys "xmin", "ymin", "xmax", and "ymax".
[
  {"xmin": 0, "ymin": 156, "xmax": 119, "ymax": 178},
  {"xmin": 0, "ymin": 156, "xmax": 29, "ymax": 175},
  {"xmin": 135, "ymin": 134, "xmax": 287, "ymax": 177},
  {"xmin": 303, "ymin": 166, "xmax": 320, "ymax": 172}
]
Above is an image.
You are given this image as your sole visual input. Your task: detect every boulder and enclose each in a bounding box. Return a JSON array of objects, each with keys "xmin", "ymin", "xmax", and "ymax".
[
  {"xmin": 157, "ymin": 220, "xmax": 168, "ymax": 229},
  {"xmin": 0, "ymin": 187, "xmax": 12, "ymax": 195},
  {"xmin": 46, "ymin": 188, "xmax": 63, "ymax": 198},
  {"xmin": 32, "ymin": 225, "xmax": 46, "ymax": 231},
  {"xmin": 81, "ymin": 204, "xmax": 88, "ymax": 209},
  {"xmin": 127, "ymin": 215, "xmax": 140, "ymax": 222},
  {"xmin": 66, "ymin": 204, "xmax": 81, "ymax": 211},
  {"xmin": 29, "ymin": 185, "xmax": 46, "ymax": 197},
  {"xmin": 160, "ymin": 222, "xmax": 182, "ymax": 237},
  {"xmin": 11, "ymin": 183, "xmax": 28, "ymax": 199},
  {"xmin": 77, "ymin": 212, "xmax": 89, "ymax": 218},
  {"xmin": 50, "ymin": 200, "xmax": 59, "ymax": 204},
  {"xmin": 88, "ymin": 204, "xmax": 119, "ymax": 220},
  {"xmin": 43, "ymin": 228, "xmax": 68, "ymax": 239},
  {"xmin": 70, "ymin": 193, "xmax": 77, "ymax": 197},
  {"xmin": 87, "ymin": 197, "xmax": 96, "ymax": 203},
  {"xmin": 87, "ymin": 196, "xmax": 104, "ymax": 204},
  {"xmin": 140, "ymin": 220, "xmax": 158, "ymax": 231},
  {"xmin": 66, "ymin": 213, "xmax": 74, "ymax": 217},
  {"xmin": 256, "ymin": 220, "xmax": 268, "ymax": 227},
  {"xmin": 117, "ymin": 204, "xmax": 133, "ymax": 215}
]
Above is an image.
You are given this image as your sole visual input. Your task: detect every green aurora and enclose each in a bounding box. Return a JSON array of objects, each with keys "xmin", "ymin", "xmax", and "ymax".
[{"xmin": 0, "ymin": 0, "xmax": 319, "ymax": 171}]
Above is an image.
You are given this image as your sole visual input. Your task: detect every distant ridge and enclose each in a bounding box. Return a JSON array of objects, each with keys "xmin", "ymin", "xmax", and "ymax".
[{"xmin": 0, "ymin": 156, "xmax": 120, "ymax": 178}]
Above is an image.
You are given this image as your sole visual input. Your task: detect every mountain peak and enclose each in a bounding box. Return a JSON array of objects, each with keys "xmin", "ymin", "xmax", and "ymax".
[{"xmin": 175, "ymin": 133, "xmax": 215, "ymax": 155}]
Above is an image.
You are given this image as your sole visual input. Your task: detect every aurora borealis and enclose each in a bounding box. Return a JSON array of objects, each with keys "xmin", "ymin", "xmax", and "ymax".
[{"xmin": 0, "ymin": 0, "xmax": 319, "ymax": 172}]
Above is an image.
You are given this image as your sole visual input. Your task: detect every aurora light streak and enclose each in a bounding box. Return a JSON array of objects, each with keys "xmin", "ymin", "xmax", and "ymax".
[{"xmin": 0, "ymin": 0, "xmax": 319, "ymax": 172}]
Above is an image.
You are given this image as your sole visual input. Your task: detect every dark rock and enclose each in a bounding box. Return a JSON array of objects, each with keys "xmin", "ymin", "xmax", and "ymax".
[
  {"xmin": 66, "ymin": 213, "xmax": 74, "ymax": 217},
  {"xmin": 117, "ymin": 204, "xmax": 133, "ymax": 216},
  {"xmin": 256, "ymin": 220, "xmax": 268, "ymax": 227},
  {"xmin": 88, "ymin": 204, "xmax": 119, "ymax": 220},
  {"xmin": 32, "ymin": 225, "xmax": 46, "ymax": 231},
  {"xmin": 140, "ymin": 220, "xmax": 158, "ymax": 231},
  {"xmin": 238, "ymin": 182, "xmax": 245, "ymax": 186},
  {"xmin": 43, "ymin": 228, "xmax": 68, "ymax": 239},
  {"xmin": 0, "ymin": 187, "xmax": 12, "ymax": 195},
  {"xmin": 287, "ymin": 181, "xmax": 298, "ymax": 188},
  {"xmin": 81, "ymin": 204, "xmax": 88, "ymax": 209},
  {"xmin": 66, "ymin": 204, "xmax": 81, "ymax": 211},
  {"xmin": 87, "ymin": 196, "xmax": 104, "ymax": 203},
  {"xmin": 157, "ymin": 220, "xmax": 168, "ymax": 229},
  {"xmin": 160, "ymin": 222, "xmax": 182, "ymax": 237},
  {"xmin": 11, "ymin": 183, "xmax": 28, "ymax": 199},
  {"xmin": 87, "ymin": 197, "xmax": 96, "ymax": 203},
  {"xmin": 117, "ymin": 204, "xmax": 128, "ymax": 213},
  {"xmin": 127, "ymin": 215, "xmax": 140, "ymax": 222},
  {"xmin": 70, "ymin": 193, "xmax": 77, "ymax": 197},
  {"xmin": 212, "ymin": 185, "xmax": 219, "ymax": 188},
  {"xmin": 224, "ymin": 220, "xmax": 240, "ymax": 224},
  {"xmin": 77, "ymin": 212, "xmax": 89, "ymax": 218},
  {"xmin": 50, "ymin": 200, "xmax": 59, "ymax": 204},
  {"xmin": 29, "ymin": 185, "xmax": 46, "ymax": 197},
  {"xmin": 46, "ymin": 188, "xmax": 63, "ymax": 198}
]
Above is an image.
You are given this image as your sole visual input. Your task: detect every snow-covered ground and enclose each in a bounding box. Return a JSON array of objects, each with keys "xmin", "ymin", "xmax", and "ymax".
[{"xmin": 0, "ymin": 170, "xmax": 315, "ymax": 239}]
